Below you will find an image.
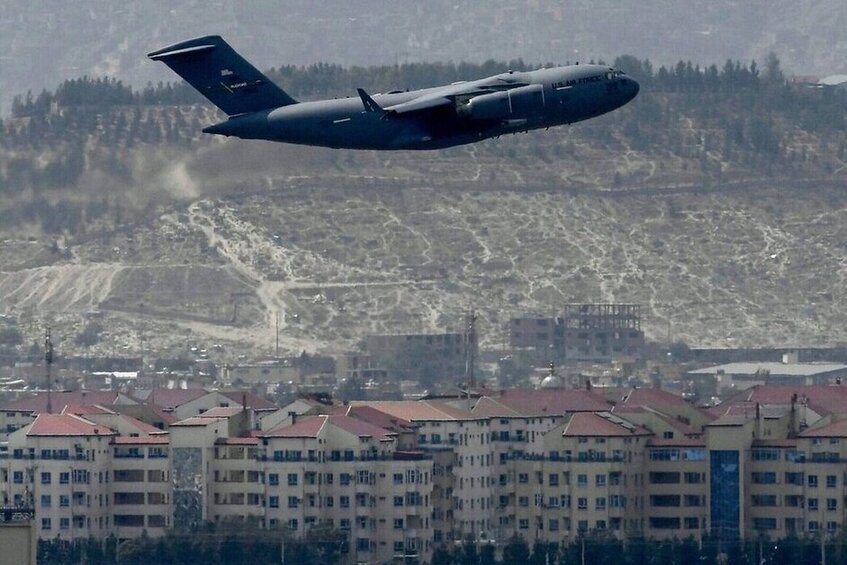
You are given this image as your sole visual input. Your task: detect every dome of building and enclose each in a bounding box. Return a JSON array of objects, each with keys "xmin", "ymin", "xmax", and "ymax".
[{"xmin": 540, "ymin": 374, "xmax": 564, "ymax": 389}]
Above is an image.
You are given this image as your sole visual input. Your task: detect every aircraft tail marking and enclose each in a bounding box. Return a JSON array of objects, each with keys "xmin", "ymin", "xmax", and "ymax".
[{"xmin": 148, "ymin": 35, "xmax": 297, "ymax": 116}]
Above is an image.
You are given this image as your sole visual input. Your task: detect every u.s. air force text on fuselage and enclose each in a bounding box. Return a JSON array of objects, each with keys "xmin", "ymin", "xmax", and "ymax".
[{"xmin": 149, "ymin": 36, "xmax": 639, "ymax": 150}]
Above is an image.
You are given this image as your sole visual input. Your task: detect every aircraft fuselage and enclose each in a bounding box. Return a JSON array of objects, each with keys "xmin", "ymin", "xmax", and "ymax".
[{"xmin": 204, "ymin": 65, "xmax": 638, "ymax": 150}]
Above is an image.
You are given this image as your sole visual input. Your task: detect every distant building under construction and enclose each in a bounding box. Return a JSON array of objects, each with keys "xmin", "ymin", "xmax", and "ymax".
[{"xmin": 510, "ymin": 303, "xmax": 644, "ymax": 361}]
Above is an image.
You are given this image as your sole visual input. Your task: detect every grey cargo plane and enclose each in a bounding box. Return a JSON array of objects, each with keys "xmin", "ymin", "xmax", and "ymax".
[{"xmin": 148, "ymin": 36, "xmax": 639, "ymax": 150}]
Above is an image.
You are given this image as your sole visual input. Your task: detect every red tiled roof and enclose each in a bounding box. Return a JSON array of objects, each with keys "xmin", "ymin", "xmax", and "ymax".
[
  {"xmin": 101, "ymin": 403, "xmax": 179, "ymax": 426},
  {"xmin": 200, "ymin": 406, "xmax": 243, "ymax": 418},
  {"xmin": 800, "ymin": 418, "xmax": 847, "ymax": 438},
  {"xmin": 61, "ymin": 404, "xmax": 116, "ymax": 416},
  {"xmin": 112, "ymin": 435, "xmax": 169, "ymax": 445},
  {"xmin": 713, "ymin": 384, "xmax": 847, "ymax": 417},
  {"xmin": 606, "ymin": 387, "xmax": 690, "ymax": 407},
  {"xmin": 560, "ymin": 412, "xmax": 650, "ymax": 437},
  {"xmin": 263, "ymin": 415, "xmax": 327, "ymax": 438},
  {"xmin": 335, "ymin": 405, "xmax": 416, "ymax": 432},
  {"xmin": 27, "ymin": 414, "xmax": 116, "ymax": 437},
  {"xmin": 145, "ymin": 388, "xmax": 209, "ymax": 408},
  {"xmin": 3, "ymin": 391, "xmax": 126, "ymax": 414},
  {"xmin": 220, "ymin": 390, "xmax": 277, "ymax": 410},
  {"xmin": 328, "ymin": 415, "xmax": 395, "ymax": 441},
  {"xmin": 471, "ymin": 396, "xmax": 524, "ymax": 418},
  {"xmin": 171, "ymin": 416, "xmax": 228, "ymax": 427},
  {"xmin": 493, "ymin": 389, "xmax": 613, "ymax": 416},
  {"xmin": 262, "ymin": 414, "xmax": 395, "ymax": 441},
  {"xmin": 349, "ymin": 400, "xmax": 475, "ymax": 421}
]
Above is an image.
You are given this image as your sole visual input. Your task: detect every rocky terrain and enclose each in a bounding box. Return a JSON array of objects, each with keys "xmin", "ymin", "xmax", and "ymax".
[{"xmin": 2, "ymin": 123, "xmax": 846, "ymax": 358}]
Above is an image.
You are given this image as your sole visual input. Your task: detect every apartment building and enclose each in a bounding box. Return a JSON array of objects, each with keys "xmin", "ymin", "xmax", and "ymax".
[
  {"xmin": 6, "ymin": 383, "xmax": 847, "ymax": 560},
  {"xmin": 6, "ymin": 414, "xmax": 119, "ymax": 540}
]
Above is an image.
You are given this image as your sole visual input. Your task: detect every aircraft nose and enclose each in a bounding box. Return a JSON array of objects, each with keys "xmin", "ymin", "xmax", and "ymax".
[{"xmin": 623, "ymin": 77, "xmax": 639, "ymax": 100}]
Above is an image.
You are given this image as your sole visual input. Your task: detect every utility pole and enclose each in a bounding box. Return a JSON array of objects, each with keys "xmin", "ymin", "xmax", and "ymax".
[{"xmin": 45, "ymin": 328, "xmax": 54, "ymax": 413}]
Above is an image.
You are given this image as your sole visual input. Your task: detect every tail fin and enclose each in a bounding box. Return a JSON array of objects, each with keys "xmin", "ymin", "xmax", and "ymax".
[{"xmin": 148, "ymin": 35, "xmax": 296, "ymax": 116}]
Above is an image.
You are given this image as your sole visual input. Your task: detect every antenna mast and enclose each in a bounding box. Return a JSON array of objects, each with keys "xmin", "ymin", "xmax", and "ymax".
[
  {"xmin": 45, "ymin": 328, "xmax": 54, "ymax": 413},
  {"xmin": 464, "ymin": 310, "xmax": 478, "ymax": 389}
]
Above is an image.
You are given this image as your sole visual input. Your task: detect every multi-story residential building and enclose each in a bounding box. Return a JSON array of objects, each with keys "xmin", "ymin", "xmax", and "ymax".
[
  {"xmin": 7, "ymin": 382, "xmax": 847, "ymax": 560},
  {"xmin": 111, "ymin": 436, "xmax": 171, "ymax": 537}
]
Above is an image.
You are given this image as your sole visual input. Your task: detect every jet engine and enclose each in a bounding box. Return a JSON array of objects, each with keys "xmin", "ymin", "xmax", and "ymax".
[{"xmin": 458, "ymin": 84, "xmax": 544, "ymax": 120}]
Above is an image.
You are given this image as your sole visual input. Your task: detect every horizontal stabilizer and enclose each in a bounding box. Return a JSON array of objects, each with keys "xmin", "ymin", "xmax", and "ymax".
[{"xmin": 148, "ymin": 35, "xmax": 296, "ymax": 116}]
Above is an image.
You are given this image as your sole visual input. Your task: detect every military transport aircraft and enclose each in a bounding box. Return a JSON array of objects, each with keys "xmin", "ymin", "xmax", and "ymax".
[{"xmin": 148, "ymin": 36, "xmax": 639, "ymax": 150}]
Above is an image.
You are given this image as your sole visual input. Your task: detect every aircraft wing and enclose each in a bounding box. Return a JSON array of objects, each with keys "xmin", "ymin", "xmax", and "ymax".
[
  {"xmin": 384, "ymin": 95, "xmax": 454, "ymax": 115},
  {"xmin": 378, "ymin": 75, "xmax": 532, "ymax": 116}
]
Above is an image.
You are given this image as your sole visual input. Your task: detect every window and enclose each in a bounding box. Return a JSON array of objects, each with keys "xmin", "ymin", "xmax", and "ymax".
[
  {"xmin": 268, "ymin": 473, "xmax": 279, "ymax": 486},
  {"xmin": 59, "ymin": 472, "xmax": 70, "ymax": 484},
  {"xmin": 649, "ymin": 472, "xmax": 680, "ymax": 484},
  {"xmin": 519, "ymin": 496, "xmax": 529, "ymax": 507},
  {"xmin": 549, "ymin": 474, "xmax": 559, "ymax": 487},
  {"xmin": 809, "ymin": 475, "xmax": 819, "ymax": 488},
  {"xmin": 751, "ymin": 495, "xmax": 778, "ymax": 507},
  {"xmin": 394, "ymin": 473, "xmax": 403, "ymax": 485},
  {"xmin": 753, "ymin": 518, "xmax": 777, "ymax": 531},
  {"xmin": 393, "ymin": 496, "xmax": 403, "ymax": 507},
  {"xmin": 808, "ymin": 498, "xmax": 819, "ymax": 510},
  {"xmin": 827, "ymin": 475, "xmax": 837, "ymax": 488},
  {"xmin": 519, "ymin": 519, "xmax": 529, "ymax": 530},
  {"xmin": 682, "ymin": 449, "xmax": 706, "ymax": 461},
  {"xmin": 41, "ymin": 518, "xmax": 51, "ymax": 530},
  {"xmin": 578, "ymin": 498, "xmax": 588, "ymax": 510},
  {"xmin": 785, "ymin": 495, "xmax": 804, "ymax": 508},
  {"xmin": 393, "ymin": 518, "xmax": 404, "ymax": 529},
  {"xmin": 40, "ymin": 495, "xmax": 51, "ymax": 508},
  {"xmin": 60, "ymin": 518, "xmax": 69, "ymax": 530},
  {"xmin": 13, "ymin": 471, "xmax": 23, "ymax": 484},
  {"xmin": 518, "ymin": 473, "xmax": 528, "ymax": 484},
  {"xmin": 288, "ymin": 496, "xmax": 299, "ymax": 508},
  {"xmin": 610, "ymin": 495, "xmax": 625, "ymax": 508},
  {"xmin": 751, "ymin": 448, "xmax": 779, "ymax": 461},
  {"xmin": 595, "ymin": 474, "xmax": 606, "ymax": 487},
  {"xmin": 786, "ymin": 472, "xmax": 804, "ymax": 486},
  {"xmin": 684, "ymin": 472, "xmax": 704, "ymax": 484},
  {"xmin": 269, "ymin": 496, "xmax": 279, "ymax": 508},
  {"xmin": 685, "ymin": 517, "xmax": 700, "ymax": 530},
  {"xmin": 577, "ymin": 474, "xmax": 588, "ymax": 487},
  {"xmin": 684, "ymin": 495, "xmax": 704, "ymax": 507},
  {"xmin": 288, "ymin": 519, "xmax": 298, "ymax": 530},
  {"xmin": 649, "ymin": 448, "xmax": 679, "ymax": 461},
  {"xmin": 827, "ymin": 498, "xmax": 837, "ymax": 511},
  {"xmin": 595, "ymin": 497, "xmax": 606, "ymax": 510},
  {"xmin": 288, "ymin": 473, "xmax": 298, "ymax": 486},
  {"xmin": 752, "ymin": 472, "xmax": 777, "ymax": 484},
  {"xmin": 41, "ymin": 472, "xmax": 51, "ymax": 484},
  {"xmin": 356, "ymin": 538, "xmax": 370, "ymax": 552},
  {"xmin": 340, "ymin": 496, "xmax": 350, "ymax": 508},
  {"xmin": 549, "ymin": 519, "xmax": 559, "ymax": 531},
  {"xmin": 59, "ymin": 495, "xmax": 69, "ymax": 508},
  {"xmin": 340, "ymin": 473, "xmax": 351, "ymax": 486}
]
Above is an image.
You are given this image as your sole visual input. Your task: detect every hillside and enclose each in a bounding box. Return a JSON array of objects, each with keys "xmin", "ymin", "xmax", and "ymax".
[{"xmin": 0, "ymin": 63, "xmax": 846, "ymax": 358}]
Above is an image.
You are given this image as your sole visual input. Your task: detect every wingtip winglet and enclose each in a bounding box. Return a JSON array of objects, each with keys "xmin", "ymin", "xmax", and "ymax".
[{"xmin": 356, "ymin": 88, "xmax": 383, "ymax": 113}]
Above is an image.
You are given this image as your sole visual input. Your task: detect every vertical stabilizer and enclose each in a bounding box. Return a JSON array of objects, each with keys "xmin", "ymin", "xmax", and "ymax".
[{"xmin": 148, "ymin": 35, "xmax": 297, "ymax": 116}]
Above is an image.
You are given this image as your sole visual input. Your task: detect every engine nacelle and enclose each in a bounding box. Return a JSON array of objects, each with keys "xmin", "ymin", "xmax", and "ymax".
[{"xmin": 458, "ymin": 84, "xmax": 544, "ymax": 120}]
